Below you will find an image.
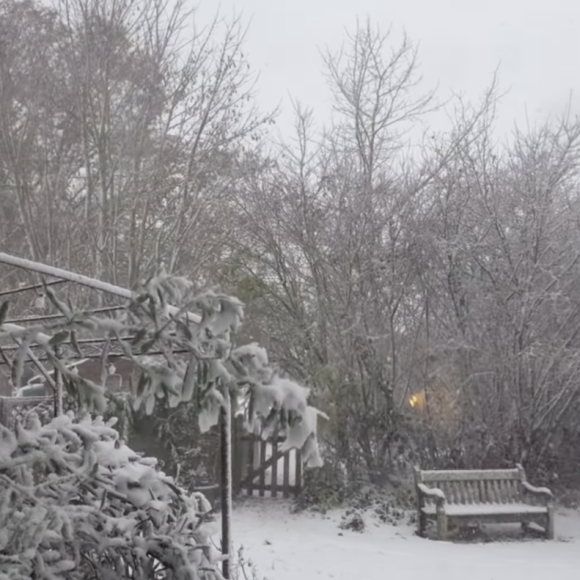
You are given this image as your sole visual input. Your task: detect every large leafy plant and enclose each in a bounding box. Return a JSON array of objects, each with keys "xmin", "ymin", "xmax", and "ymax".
[
  {"xmin": 0, "ymin": 412, "xmax": 220, "ymax": 580},
  {"xmin": 0, "ymin": 274, "xmax": 325, "ymax": 579}
]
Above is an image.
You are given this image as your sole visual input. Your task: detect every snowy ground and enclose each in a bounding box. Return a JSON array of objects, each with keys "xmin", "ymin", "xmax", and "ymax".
[{"xmin": 228, "ymin": 499, "xmax": 579, "ymax": 580}]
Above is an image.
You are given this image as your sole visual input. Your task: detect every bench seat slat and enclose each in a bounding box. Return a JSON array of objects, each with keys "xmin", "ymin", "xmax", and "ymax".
[{"xmin": 421, "ymin": 503, "xmax": 547, "ymax": 517}]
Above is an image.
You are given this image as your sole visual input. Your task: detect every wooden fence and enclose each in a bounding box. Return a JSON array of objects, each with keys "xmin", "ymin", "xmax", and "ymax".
[{"xmin": 233, "ymin": 431, "xmax": 303, "ymax": 498}]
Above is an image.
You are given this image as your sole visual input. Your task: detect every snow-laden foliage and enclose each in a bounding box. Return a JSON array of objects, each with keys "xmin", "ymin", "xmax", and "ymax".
[
  {"xmin": 0, "ymin": 274, "xmax": 325, "ymax": 465},
  {"xmin": 0, "ymin": 411, "xmax": 220, "ymax": 580},
  {"xmin": 230, "ymin": 344, "xmax": 328, "ymax": 468},
  {"xmin": 0, "ymin": 272, "xmax": 326, "ymax": 578}
]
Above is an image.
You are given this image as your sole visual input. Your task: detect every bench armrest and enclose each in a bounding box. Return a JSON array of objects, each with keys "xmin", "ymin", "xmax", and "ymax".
[
  {"xmin": 417, "ymin": 483, "xmax": 446, "ymax": 504},
  {"xmin": 522, "ymin": 481, "xmax": 554, "ymax": 502}
]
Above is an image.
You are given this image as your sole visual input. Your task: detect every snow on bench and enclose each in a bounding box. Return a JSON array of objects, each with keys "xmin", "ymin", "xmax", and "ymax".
[{"xmin": 414, "ymin": 465, "xmax": 555, "ymax": 541}]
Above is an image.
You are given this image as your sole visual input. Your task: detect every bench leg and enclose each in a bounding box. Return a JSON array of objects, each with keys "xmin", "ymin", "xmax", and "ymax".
[
  {"xmin": 436, "ymin": 509, "xmax": 448, "ymax": 541},
  {"xmin": 417, "ymin": 510, "xmax": 427, "ymax": 537},
  {"xmin": 521, "ymin": 521, "xmax": 531, "ymax": 534},
  {"xmin": 546, "ymin": 506, "xmax": 554, "ymax": 540}
]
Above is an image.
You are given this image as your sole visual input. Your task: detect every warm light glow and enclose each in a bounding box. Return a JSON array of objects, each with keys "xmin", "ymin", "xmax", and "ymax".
[{"xmin": 409, "ymin": 394, "xmax": 418, "ymax": 407}]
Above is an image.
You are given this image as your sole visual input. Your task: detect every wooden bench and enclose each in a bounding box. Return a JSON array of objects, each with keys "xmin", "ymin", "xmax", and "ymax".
[{"xmin": 414, "ymin": 465, "xmax": 554, "ymax": 541}]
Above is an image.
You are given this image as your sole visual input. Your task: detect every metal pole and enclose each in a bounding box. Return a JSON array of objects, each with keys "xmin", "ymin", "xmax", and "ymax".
[
  {"xmin": 220, "ymin": 388, "xmax": 233, "ymax": 579},
  {"xmin": 54, "ymin": 344, "xmax": 63, "ymax": 416}
]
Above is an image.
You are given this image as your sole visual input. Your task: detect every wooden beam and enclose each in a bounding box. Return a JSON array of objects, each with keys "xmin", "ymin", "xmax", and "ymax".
[{"xmin": 236, "ymin": 446, "xmax": 287, "ymax": 491}]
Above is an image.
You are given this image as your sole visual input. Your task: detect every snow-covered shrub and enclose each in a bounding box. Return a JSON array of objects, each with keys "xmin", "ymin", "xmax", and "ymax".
[
  {"xmin": 294, "ymin": 461, "xmax": 347, "ymax": 513},
  {"xmin": 372, "ymin": 499, "xmax": 409, "ymax": 526},
  {"xmin": 0, "ymin": 411, "xmax": 221, "ymax": 580},
  {"xmin": 229, "ymin": 344, "xmax": 327, "ymax": 467},
  {"xmin": 347, "ymin": 484, "xmax": 415, "ymax": 527},
  {"xmin": 339, "ymin": 509, "xmax": 366, "ymax": 533}
]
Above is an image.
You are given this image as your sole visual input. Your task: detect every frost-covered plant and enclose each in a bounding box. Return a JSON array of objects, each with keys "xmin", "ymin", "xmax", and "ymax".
[
  {"xmin": 339, "ymin": 509, "xmax": 366, "ymax": 533},
  {"xmin": 0, "ymin": 411, "xmax": 221, "ymax": 580},
  {"xmin": 294, "ymin": 461, "xmax": 347, "ymax": 513},
  {"xmin": 229, "ymin": 344, "xmax": 327, "ymax": 468},
  {"xmin": 0, "ymin": 275, "xmax": 326, "ymax": 464},
  {"xmin": 0, "ymin": 273, "xmax": 326, "ymax": 578}
]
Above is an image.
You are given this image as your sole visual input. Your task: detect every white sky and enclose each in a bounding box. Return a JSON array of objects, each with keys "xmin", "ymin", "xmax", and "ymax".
[{"xmin": 196, "ymin": 0, "xmax": 580, "ymax": 139}]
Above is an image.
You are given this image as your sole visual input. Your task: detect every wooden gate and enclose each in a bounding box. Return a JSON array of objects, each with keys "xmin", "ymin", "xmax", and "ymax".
[{"xmin": 233, "ymin": 429, "xmax": 303, "ymax": 498}]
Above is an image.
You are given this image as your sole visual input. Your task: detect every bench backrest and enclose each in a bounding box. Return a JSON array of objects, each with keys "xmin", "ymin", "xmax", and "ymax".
[{"xmin": 415, "ymin": 468, "xmax": 524, "ymax": 504}]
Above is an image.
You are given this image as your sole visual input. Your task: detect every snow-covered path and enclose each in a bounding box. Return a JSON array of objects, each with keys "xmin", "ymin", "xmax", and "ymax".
[{"xmin": 230, "ymin": 499, "xmax": 579, "ymax": 580}]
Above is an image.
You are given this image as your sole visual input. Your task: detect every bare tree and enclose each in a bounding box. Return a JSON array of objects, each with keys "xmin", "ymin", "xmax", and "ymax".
[
  {"xmin": 411, "ymin": 109, "xmax": 580, "ymax": 483},
  {"xmin": 322, "ymin": 18, "xmax": 435, "ymax": 181},
  {"xmin": 225, "ymin": 25, "xmax": 506, "ymax": 485},
  {"xmin": 0, "ymin": 0, "xmax": 273, "ymax": 301},
  {"xmin": 224, "ymin": 19, "xmax": 439, "ymax": 482}
]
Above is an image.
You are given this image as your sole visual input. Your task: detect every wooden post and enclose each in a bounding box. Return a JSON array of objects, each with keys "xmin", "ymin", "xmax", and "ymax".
[
  {"xmin": 247, "ymin": 435, "xmax": 255, "ymax": 496},
  {"xmin": 283, "ymin": 450, "xmax": 290, "ymax": 498},
  {"xmin": 259, "ymin": 440, "xmax": 267, "ymax": 497},
  {"xmin": 219, "ymin": 389, "xmax": 233, "ymax": 579},
  {"xmin": 295, "ymin": 449, "xmax": 302, "ymax": 494},
  {"xmin": 546, "ymin": 505, "xmax": 555, "ymax": 540},
  {"xmin": 436, "ymin": 505, "xmax": 448, "ymax": 541},
  {"xmin": 414, "ymin": 467, "xmax": 426, "ymax": 537},
  {"xmin": 271, "ymin": 439, "xmax": 278, "ymax": 498}
]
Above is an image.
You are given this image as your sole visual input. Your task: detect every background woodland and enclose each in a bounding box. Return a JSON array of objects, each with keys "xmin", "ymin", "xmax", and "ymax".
[{"xmin": 3, "ymin": 0, "xmax": 580, "ymax": 495}]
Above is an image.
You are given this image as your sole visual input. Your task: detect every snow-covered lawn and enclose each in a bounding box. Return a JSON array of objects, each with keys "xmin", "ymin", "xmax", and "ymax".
[{"xmin": 230, "ymin": 499, "xmax": 579, "ymax": 580}]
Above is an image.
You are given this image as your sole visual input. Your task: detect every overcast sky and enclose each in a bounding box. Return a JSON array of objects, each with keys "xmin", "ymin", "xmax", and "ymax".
[{"xmin": 198, "ymin": 0, "xmax": 580, "ymax": 139}]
